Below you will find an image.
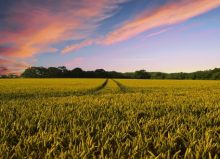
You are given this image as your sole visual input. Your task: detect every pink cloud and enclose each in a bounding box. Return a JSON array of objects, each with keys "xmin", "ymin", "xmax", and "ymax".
[
  {"xmin": 0, "ymin": 0, "xmax": 128, "ymax": 73},
  {"xmin": 102, "ymin": 0, "xmax": 220, "ymax": 44},
  {"xmin": 0, "ymin": 0, "xmax": 127, "ymax": 58},
  {"xmin": 143, "ymin": 28, "xmax": 171, "ymax": 39},
  {"xmin": 62, "ymin": 40, "xmax": 94, "ymax": 54},
  {"xmin": 65, "ymin": 57, "xmax": 84, "ymax": 68},
  {"xmin": 62, "ymin": 0, "xmax": 220, "ymax": 53},
  {"xmin": 1, "ymin": 0, "xmax": 220, "ymax": 74},
  {"xmin": 0, "ymin": 58, "xmax": 29, "ymax": 75}
]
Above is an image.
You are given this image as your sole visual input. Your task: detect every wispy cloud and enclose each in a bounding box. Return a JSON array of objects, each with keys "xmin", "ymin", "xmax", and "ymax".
[
  {"xmin": 65, "ymin": 57, "xmax": 84, "ymax": 68},
  {"xmin": 1, "ymin": 0, "xmax": 220, "ymax": 74},
  {"xmin": 102, "ymin": 0, "xmax": 220, "ymax": 44},
  {"xmin": 62, "ymin": 0, "xmax": 220, "ymax": 54},
  {"xmin": 0, "ymin": 0, "xmax": 127, "ymax": 58},
  {"xmin": 62, "ymin": 40, "xmax": 95, "ymax": 54},
  {"xmin": 0, "ymin": 0, "xmax": 128, "ymax": 74},
  {"xmin": 0, "ymin": 57, "xmax": 29, "ymax": 75},
  {"xmin": 143, "ymin": 28, "xmax": 171, "ymax": 39}
]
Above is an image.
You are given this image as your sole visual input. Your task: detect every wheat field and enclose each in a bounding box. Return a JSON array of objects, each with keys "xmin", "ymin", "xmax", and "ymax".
[{"xmin": 0, "ymin": 79, "xmax": 220, "ymax": 158}]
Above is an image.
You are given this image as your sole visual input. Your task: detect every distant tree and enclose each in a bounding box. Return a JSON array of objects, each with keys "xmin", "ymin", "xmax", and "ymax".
[
  {"xmin": 71, "ymin": 68, "xmax": 84, "ymax": 77},
  {"xmin": 95, "ymin": 69, "xmax": 108, "ymax": 78},
  {"xmin": 20, "ymin": 67, "xmax": 220, "ymax": 80},
  {"xmin": 8, "ymin": 74, "xmax": 18, "ymax": 78},
  {"xmin": 187, "ymin": 73, "xmax": 196, "ymax": 80},
  {"xmin": 72, "ymin": 68, "xmax": 83, "ymax": 73},
  {"xmin": 150, "ymin": 72, "xmax": 166, "ymax": 79},
  {"xmin": 21, "ymin": 67, "xmax": 48, "ymax": 78},
  {"xmin": 95, "ymin": 69, "xmax": 105, "ymax": 73},
  {"xmin": 135, "ymin": 70, "xmax": 151, "ymax": 79},
  {"xmin": 57, "ymin": 66, "xmax": 69, "ymax": 77},
  {"xmin": 108, "ymin": 71, "xmax": 125, "ymax": 78},
  {"xmin": 212, "ymin": 72, "xmax": 220, "ymax": 80},
  {"xmin": 48, "ymin": 67, "xmax": 61, "ymax": 77},
  {"xmin": 58, "ymin": 66, "xmax": 67, "ymax": 72},
  {"xmin": 0, "ymin": 75, "xmax": 8, "ymax": 78},
  {"xmin": 21, "ymin": 67, "xmax": 38, "ymax": 78},
  {"xmin": 212, "ymin": 68, "xmax": 220, "ymax": 73},
  {"xmin": 124, "ymin": 72, "xmax": 135, "ymax": 78}
]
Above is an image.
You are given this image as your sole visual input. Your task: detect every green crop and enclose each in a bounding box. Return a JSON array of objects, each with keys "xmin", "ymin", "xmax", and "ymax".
[{"xmin": 0, "ymin": 79, "xmax": 220, "ymax": 158}]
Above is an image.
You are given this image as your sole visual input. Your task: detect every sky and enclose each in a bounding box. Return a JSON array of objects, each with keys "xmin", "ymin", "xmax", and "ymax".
[{"xmin": 0, "ymin": 0, "xmax": 220, "ymax": 75}]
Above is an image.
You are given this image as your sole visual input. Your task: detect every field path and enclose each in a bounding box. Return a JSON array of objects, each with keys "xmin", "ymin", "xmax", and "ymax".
[
  {"xmin": 57, "ymin": 79, "xmax": 109, "ymax": 96},
  {"xmin": 111, "ymin": 79, "xmax": 127, "ymax": 92},
  {"xmin": 2, "ymin": 79, "xmax": 109, "ymax": 100},
  {"xmin": 86, "ymin": 79, "xmax": 109, "ymax": 94}
]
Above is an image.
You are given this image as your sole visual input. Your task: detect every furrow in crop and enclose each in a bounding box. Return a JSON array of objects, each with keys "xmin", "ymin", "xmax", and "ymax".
[
  {"xmin": 111, "ymin": 79, "xmax": 128, "ymax": 92},
  {"xmin": 1, "ymin": 79, "xmax": 109, "ymax": 100}
]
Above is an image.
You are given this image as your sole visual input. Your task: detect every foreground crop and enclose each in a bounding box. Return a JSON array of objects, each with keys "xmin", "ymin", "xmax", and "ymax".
[{"xmin": 0, "ymin": 79, "xmax": 220, "ymax": 158}]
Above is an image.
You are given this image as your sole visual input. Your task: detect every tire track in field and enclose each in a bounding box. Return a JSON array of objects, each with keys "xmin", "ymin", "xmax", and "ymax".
[
  {"xmin": 111, "ymin": 79, "xmax": 128, "ymax": 92},
  {"xmin": 82, "ymin": 79, "xmax": 108, "ymax": 95},
  {"xmin": 2, "ymin": 79, "xmax": 109, "ymax": 100}
]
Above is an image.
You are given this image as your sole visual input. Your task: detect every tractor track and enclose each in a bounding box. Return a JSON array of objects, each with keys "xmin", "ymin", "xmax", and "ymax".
[
  {"xmin": 2, "ymin": 79, "xmax": 109, "ymax": 100},
  {"xmin": 111, "ymin": 79, "xmax": 128, "ymax": 92}
]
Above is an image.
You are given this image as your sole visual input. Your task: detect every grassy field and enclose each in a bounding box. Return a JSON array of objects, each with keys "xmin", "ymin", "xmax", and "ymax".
[{"xmin": 0, "ymin": 79, "xmax": 220, "ymax": 158}]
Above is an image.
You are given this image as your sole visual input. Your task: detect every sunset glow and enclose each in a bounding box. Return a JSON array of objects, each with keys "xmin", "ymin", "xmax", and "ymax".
[{"xmin": 0, "ymin": 0, "xmax": 220, "ymax": 74}]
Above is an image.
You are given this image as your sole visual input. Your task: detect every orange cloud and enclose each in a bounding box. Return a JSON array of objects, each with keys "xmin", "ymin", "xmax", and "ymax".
[
  {"xmin": 102, "ymin": 0, "xmax": 220, "ymax": 44},
  {"xmin": 0, "ymin": 0, "xmax": 127, "ymax": 58},
  {"xmin": 0, "ymin": 58, "xmax": 29, "ymax": 75},
  {"xmin": 62, "ymin": 40, "xmax": 95, "ymax": 54},
  {"xmin": 0, "ymin": 0, "xmax": 128, "ymax": 73},
  {"xmin": 65, "ymin": 57, "xmax": 84, "ymax": 68},
  {"xmin": 143, "ymin": 28, "xmax": 171, "ymax": 39}
]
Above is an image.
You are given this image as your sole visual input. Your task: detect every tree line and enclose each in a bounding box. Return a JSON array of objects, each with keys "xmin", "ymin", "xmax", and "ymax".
[{"xmin": 1, "ymin": 66, "xmax": 220, "ymax": 79}]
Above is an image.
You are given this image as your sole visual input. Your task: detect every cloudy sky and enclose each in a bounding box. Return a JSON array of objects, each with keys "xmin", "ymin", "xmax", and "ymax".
[{"xmin": 0, "ymin": 0, "xmax": 220, "ymax": 74}]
